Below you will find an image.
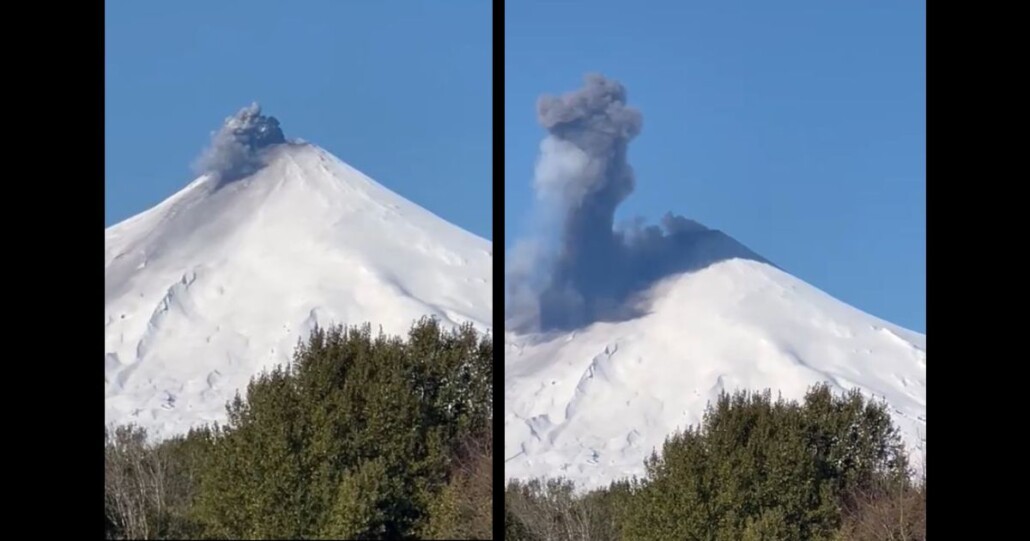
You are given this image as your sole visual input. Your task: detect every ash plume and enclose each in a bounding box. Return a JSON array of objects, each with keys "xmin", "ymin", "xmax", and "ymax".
[
  {"xmin": 506, "ymin": 74, "xmax": 765, "ymax": 333},
  {"xmin": 193, "ymin": 103, "xmax": 286, "ymax": 182}
]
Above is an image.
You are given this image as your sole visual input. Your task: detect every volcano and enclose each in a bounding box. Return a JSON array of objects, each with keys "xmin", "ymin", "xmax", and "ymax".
[{"xmin": 105, "ymin": 106, "xmax": 492, "ymax": 439}]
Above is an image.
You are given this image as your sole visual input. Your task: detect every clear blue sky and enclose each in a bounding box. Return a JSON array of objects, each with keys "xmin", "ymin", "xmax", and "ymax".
[
  {"xmin": 505, "ymin": 1, "xmax": 925, "ymax": 332},
  {"xmin": 106, "ymin": 1, "xmax": 492, "ymax": 239}
]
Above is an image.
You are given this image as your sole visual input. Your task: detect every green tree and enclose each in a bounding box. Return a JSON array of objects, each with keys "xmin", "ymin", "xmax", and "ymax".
[
  {"xmin": 320, "ymin": 458, "xmax": 391, "ymax": 539},
  {"xmin": 421, "ymin": 436, "xmax": 493, "ymax": 539},
  {"xmin": 619, "ymin": 385, "xmax": 908, "ymax": 540},
  {"xmin": 505, "ymin": 507, "xmax": 539, "ymax": 541},
  {"xmin": 503, "ymin": 384, "xmax": 918, "ymax": 541},
  {"xmin": 186, "ymin": 317, "xmax": 492, "ymax": 538}
]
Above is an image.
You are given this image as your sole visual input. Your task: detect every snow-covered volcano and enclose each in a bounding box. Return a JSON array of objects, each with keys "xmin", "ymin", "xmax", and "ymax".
[
  {"xmin": 504, "ymin": 239, "xmax": 925, "ymax": 491},
  {"xmin": 504, "ymin": 74, "xmax": 923, "ymax": 491},
  {"xmin": 105, "ymin": 119, "xmax": 492, "ymax": 439}
]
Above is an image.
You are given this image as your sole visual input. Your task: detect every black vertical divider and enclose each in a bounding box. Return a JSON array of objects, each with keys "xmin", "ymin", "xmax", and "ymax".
[{"xmin": 491, "ymin": 0, "xmax": 506, "ymax": 539}]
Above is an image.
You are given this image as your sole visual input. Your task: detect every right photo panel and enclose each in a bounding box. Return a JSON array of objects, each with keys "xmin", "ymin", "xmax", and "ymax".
[{"xmin": 504, "ymin": 2, "xmax": 926, "ymax": 539}]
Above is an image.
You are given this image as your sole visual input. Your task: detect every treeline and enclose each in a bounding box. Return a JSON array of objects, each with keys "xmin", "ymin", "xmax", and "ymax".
[
  {"xmin": 505, "ymin": 386, "xmax": 925, "ymax": 541},
  {"xmin": 104, "ymin": 317, "xmax": 494, "ymax": 540}
]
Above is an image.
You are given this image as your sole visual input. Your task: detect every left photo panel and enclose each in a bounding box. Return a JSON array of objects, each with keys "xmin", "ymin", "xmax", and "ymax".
[{"xmin": 105, "ymin": 2, "xmax": 495, "ymax": 539}]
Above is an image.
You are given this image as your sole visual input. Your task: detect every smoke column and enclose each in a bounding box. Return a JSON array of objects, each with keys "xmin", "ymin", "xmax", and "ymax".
[
  {"xmin": 193, "ymin": 103, "xmax": 286, "ymax": 183},
  {"xmin": 506, "ymin": 74, "xmax": 765, "ymax": 333}
]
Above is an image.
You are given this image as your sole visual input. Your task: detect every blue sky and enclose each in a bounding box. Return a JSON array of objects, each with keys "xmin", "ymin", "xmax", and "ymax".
[
  {"xmin": 506, "ymin": 1, "xmax": 925, "ymax": 332},
  {"xmin": 105, "ymin": 1, "xmax": 492, "ymax": 239}
]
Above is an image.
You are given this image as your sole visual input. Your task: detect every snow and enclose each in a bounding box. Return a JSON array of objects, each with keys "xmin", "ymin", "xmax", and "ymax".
[
  {"xmin": 504, "ymin": 257, "xmax": 925, "ymax": 491},
  {"xmin": 105, "ymin": 143, "xmax": 492, "ymax": 440}
]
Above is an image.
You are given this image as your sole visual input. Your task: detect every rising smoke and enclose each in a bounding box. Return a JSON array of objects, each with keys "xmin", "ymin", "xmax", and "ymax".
[
  {"xmin": 506, "ymin": 74, "xmax": 765, "ymax": 333},
  {"xmin": 193, "ymin": 103, "xmax": 286, "ymax": 183}
]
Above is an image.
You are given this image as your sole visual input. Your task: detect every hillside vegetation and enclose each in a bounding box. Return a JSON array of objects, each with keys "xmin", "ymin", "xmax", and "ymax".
[
  {"xmin": 505, "ymin": 385, "xmax": 925, "ymax": 541},
  {"xmin": 104, "ymin": 317, "xmax": 494, "ymax": 540}
]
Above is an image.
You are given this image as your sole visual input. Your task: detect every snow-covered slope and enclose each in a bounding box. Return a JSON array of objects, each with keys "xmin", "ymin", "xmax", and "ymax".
[
  {"xmin": 105, "ymin": 142, "xmax": 492, "ymax": 440},
  {"xmin": 504, "ymin": 255, "xmax": 925, "ymax": 491}
]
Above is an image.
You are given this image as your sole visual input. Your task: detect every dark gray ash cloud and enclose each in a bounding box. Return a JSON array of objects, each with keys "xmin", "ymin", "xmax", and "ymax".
[
  {"xmin": 193, "ymin": 103, "xmax": 286, "ymax": 182},
  {"xmin": 506, "ymin": 74, "xmax": 766, "ymax": 333}
]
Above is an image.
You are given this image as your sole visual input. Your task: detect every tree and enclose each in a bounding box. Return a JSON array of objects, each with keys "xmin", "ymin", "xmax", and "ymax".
[
  {"xmin": 320, "ymin": 458, "xmax": 391, "ymax": 539},
  {"xmin": 421, "ymin": 436, "xmax": 493, "ymax": 539},
  {"xmin": 187, "ymin": 317, "xmax": 493, "ymax": 538},
  {"xmin": 105, "ymin": 424, "xmax": 206, "ymax": 539},
  {"xmin": 504, "ymin": 384, "xmax": 919, "ymax": 540},
  {"xmin": 621, "ymin": 385, "xmax": 910, "ymax": 540}
]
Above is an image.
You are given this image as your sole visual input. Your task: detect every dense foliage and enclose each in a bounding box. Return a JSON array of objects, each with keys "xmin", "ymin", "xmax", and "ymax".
[
  {"xmin": 105, "ymin": 317, "xmax": 493, "ymax": 540},
  {"xmin": 505, "ymin": 385, "xmax": 925, "ymax": 541}
]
